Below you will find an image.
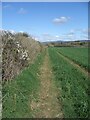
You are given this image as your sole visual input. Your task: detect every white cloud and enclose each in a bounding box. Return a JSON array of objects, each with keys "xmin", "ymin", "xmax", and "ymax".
[
  {"xmin": 53, "ymin": 16, "xmax": 70, "ymax": 24},
  {"xmin": 18, "ymin": 8, "xmax": 27, "ymax": 14}
]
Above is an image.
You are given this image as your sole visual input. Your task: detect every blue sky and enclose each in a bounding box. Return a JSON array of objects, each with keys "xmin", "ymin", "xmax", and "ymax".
[{"xmin": 2, "ymin": 2, "xmax": 88, "ymax": 41}]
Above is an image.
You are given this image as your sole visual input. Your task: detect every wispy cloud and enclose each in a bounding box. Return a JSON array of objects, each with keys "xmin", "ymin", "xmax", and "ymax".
[
  {"xmin": 81, "ymin": 29, "xmax": 88, "ymax": 40},
  {"xmin": 42, "ymin": 33, "xmax": 62, "ymax": 41},
  {"xmin": 82, "ymin": 29, "xmax": 88, "ymax": 34},
  {"xmin": 66, "ymin": 31, "xmax": 75, "ymax": 36},
  {"xmin": 18, "ymin": 8, "xmax": 27, "ymax": 14},
  {"xmin": 74, "ymin": 28, "xmax": 89, "ymax": 34},
  {"xmin": 41, "ymin": 28, "xmax": 89, "ymax": 41},
  {"xmin": 53, "ymin": 16, "xmax": 71, "ymax": 24},
  {"xmin": 32, "ymin": 28, "xmax": 89, "ymax": 41}
]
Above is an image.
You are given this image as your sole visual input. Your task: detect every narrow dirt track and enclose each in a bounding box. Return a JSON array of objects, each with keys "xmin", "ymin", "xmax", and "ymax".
[{"xmin": 31, "ymin": 50, "xmax": 63, "ymax": 118}]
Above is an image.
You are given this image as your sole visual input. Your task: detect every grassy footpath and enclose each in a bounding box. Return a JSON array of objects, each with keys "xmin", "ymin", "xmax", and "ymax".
[
  {"xmin": 55, "ymin": 47, "xmax": 89, "ymax": 71},
  {"xmin": 2, "ymin": 50, "xmax": 46, "ymax": 118},
  {"xmin": 48, "ymin": 47, "xmax": 89, "ymax": 118}
]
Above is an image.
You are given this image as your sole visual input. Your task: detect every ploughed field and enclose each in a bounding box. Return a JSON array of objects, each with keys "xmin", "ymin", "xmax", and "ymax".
[{"xmin": 2, "ymin": 47, "xmax": 89, "ymax": 118}]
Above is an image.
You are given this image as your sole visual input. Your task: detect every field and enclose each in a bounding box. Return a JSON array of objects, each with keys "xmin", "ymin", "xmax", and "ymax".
[
  {"xmin": 48, "ymin": 47, "xmax": 89, "ymax": 118},
  {"xmin": 56, "ymin": 47, "xmax": 89, "ymax": 71},
  {"xmin": 2, "ymin": 47, "xmax": 89, "ymax": 118}
]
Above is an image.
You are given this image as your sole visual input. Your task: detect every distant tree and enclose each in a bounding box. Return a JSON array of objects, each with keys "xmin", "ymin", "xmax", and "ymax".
[
  {"xmin": 79, "ymin": 42, "xmax": 85, "ymax": 45},
  {"xmin": 76, "ymin": 40, "xmax": 80, "ymax": 42}
]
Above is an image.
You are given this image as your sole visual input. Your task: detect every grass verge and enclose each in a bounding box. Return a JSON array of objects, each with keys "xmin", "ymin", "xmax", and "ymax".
[{"xmin": 2, "ymin": 50, "xmax": 45, "ymax": 118}]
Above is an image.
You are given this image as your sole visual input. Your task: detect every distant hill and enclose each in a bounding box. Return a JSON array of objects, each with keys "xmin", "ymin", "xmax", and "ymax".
[
  {"xmin": 42, "ymin": 40, "xmax": 89, "ymax": 44},
  {"xmin": 42, "ymin": 40, "xmax": 89, "ymax": 47}
]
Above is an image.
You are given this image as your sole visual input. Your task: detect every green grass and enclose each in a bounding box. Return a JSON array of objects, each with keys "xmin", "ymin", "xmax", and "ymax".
[
  {"xmin": 55, "ymin": 47, "xmax": 89, "ymax": 71},
  {"xmin": 48, "ymin": 47, "xmax": 89, "ymax": 118},
  {"xmin": 2, "ymin": 50, "xmax": 46, "ymax": 118}
]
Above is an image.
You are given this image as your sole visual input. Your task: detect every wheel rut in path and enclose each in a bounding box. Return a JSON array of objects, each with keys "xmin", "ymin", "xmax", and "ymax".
[{"xmin": 31, "ymin": 50, "xmax": 63, "ymax": 118}]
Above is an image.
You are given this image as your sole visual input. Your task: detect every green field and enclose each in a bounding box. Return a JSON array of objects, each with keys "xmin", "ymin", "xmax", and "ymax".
[
  {"xmin": 48, "ymin": 47, "xmax": 89, "ymax": 118},
  {"xmin": 55, "ymin": 47, "xmax": 89, "ymax": 71}
]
